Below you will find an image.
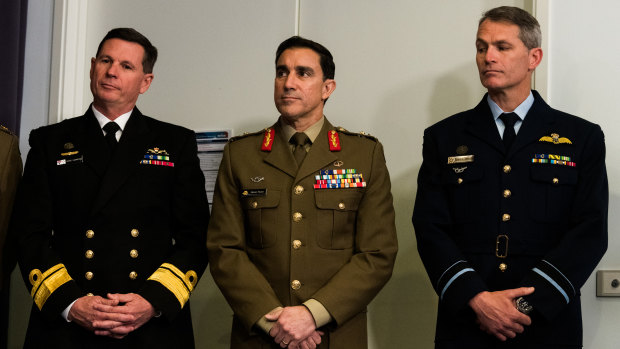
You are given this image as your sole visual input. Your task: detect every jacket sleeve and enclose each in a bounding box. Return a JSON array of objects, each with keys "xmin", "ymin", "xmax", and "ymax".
[
  {"xmin": 14, "ymin": 128, "xmax": 83, "ymax": 318},
  {"xmin": 412, "ymin": 128, "xmax": 488, "ymax": 312},
  {"xmin": 206, "ymin": 142, "xmax": 283, "ymax": 331},
  {"xmin": 140, "ymin": 130, "xmax": 210, "ymax": 321},
  {"xmin": 310, "ymin": 141, "xmax": 398, "ymax": 326},
  {"xmin": 518, "ymin": 124, "xmax": 608, "ymax": 321}
]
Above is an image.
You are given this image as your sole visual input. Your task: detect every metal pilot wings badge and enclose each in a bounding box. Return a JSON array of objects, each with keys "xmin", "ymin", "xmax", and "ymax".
[{"xmin": 539, "ymin": 133, "xmax": 572, "ymax": 145}]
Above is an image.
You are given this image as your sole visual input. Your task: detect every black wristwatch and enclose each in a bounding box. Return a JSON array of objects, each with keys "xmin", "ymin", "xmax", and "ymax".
[{"xmin": 515, "ymin": 297, "xmax": 533, "ymax": 315}]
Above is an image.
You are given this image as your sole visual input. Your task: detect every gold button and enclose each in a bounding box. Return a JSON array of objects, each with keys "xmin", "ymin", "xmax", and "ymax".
[
  {"xmin": 129, "ymin": 271, "xmax": 138, "ymax": 280},
  {"xmin": 130, "ymin": 249, "xmax": 138, "ymax": 258},
  {"xmin": 291, "ymin": 280, "xmax": 301, "ymax": 290},
  {"xmin": 499, "ymin": 263, "xmax": 507, "ymax": 272},
  {"xmin": 338, "ymin": 202, "xmax": 345, "ymax": 210},
  {"xmin": 131, "ymin": 229, "xmax": 139, "ymax": 238},
  {"xmin": 292, "ymin": 240, "xmax": 302, "ymax": 249},
  {"xmin": 503, "ymin": 165, "xmax": 512, "ymax": 173},
  {"xmin": 85, "ymin": 250, "xmax": 94, "ymax": 259},
  {"xmin": 502, "ymin": 213, "xmax": 511, "ymax": 222},
  {"xmin": 86, "ymin": 230, "xmax": 94, "ymax": 239},
  {"xmin": 251, "ymin": 201, "xmax": 258, "ymax": 209},
  {"xmin": 294, "ymin": 185, "xmax": 304, "ymax": 195},
  {"xmin": 553, "ymin": 177, "xmax": 559, "ymax": 184},
  {"xmin": 86, "ymin": 293, "xmax": 94, "ymax": 297},
  {"xmin": 85, "ymin": 271, "xmax": 93, "ymax": 280},
  {"xmin": 293, "ymin": 212, "xmax": 303, "ymax": 222},
  {"xmin": 503, "ymin": 189, "xmax": 511, "ymax": 198},
  {"xmin": 457, "ymin": 178, "xmax": 463, "ymax": 184}
]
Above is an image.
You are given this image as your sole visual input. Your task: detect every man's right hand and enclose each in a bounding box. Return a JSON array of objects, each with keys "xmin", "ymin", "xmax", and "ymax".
[
  {"xmin": 67, "ymin": 295, "xmax": 135, "ymax": 338},
  {"xmin": 468, "ymin": 287, "xmax": 535, "ymax": 341}
]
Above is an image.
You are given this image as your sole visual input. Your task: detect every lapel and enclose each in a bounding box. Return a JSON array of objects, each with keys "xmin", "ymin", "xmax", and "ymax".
[
  {"xmin": 295, "ymin": 119, "xmax": 338, "ymax": 182},
  {"xmin": 264, "ymin": 122, "xmax": 298, "ymax": 178},
  {"xmin": 90, "ymin": 107, "xmax": 154, "ymax": 215},
  {"xmin": 465, "ymin": 95, "xmax": 505, "ymax": 154},
  {"xmin": 508, "ymin": 91, "xmax": 556, "ymax": 156},
  {"xmin": 79, "ymin": 108, "xmax": 111, "ymax": 177}
]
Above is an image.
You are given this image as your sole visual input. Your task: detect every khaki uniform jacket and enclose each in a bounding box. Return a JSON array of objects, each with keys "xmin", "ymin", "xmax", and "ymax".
[
  {"xmin": 0, "ymin": 127, "xmax": 22, "ymax": 290},
  {"xmin": 207, "ymin": 118, "xmax": 398, "ymax": 348}
]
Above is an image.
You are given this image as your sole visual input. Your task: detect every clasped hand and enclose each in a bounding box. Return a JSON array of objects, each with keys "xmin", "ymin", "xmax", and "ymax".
[
  {"xmin": 266, "ymin": 306, "xmax": 324, "ymax": 349},
  {"xmin": 68, "ymin": 293, "xmax": 156, "ymax": 339}
]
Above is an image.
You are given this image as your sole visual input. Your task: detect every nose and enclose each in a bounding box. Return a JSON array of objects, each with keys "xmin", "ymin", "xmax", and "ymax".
[
  {"xmin": 485, "ymin": 47, "xmax": 497, "ymax": 63},
  {"xmin": 283, "ymin": 74, "xmax": 297, "ymax": 90},
  {"xmin": 106, "ymin": 63, "xmax": 119, "ymax": 78}
]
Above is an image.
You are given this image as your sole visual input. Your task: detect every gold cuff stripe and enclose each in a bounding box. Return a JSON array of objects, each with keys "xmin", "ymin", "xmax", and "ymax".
[
  {"xmin": 29, "ymin": 264, "xmax": 73, "ymax": 310},
  {"xmin": 147, "ymin": 263, "xmax": 196, "ymax": 307}
]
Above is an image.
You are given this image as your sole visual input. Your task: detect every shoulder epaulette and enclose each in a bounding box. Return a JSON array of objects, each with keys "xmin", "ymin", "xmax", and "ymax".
[
  {"xmin": 335, "ymin": 126, "xmax": 378, "ymax": 141},
  {"xmin": 0, "ymin": 124, "xmax": 14, "ymax": 135},
  {"xmin": 229, "ymin": 128, "xmax": 267, "ymax": 142}
]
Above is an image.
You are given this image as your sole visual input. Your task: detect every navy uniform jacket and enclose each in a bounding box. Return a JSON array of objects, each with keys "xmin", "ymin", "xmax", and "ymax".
[
  {"xmin": 207, "ymin": 119, "xmax": 398, "ymax": 348},
  {"xmin": 412, "ymin": 91, "xmax": 607, "ymax": 349},
  {"xmin": 12, "ymin": 107, "xmax": 209, "ymax": 348}
]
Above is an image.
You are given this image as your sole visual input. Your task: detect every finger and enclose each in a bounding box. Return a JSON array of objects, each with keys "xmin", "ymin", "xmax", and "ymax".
[
  {"xmin": 92, "ymin": 312, "xmax": 135, "ymax": 324},
  {"xmin": 107, "ymin": 293, "xmax": 135, "ymax": 303},
  {"xmin": 300, "ymin": 341, "xmax": 311, "ymax": 349},
  {"xmin": 269, "ymin": 324, "xmax": 281, "ymax": 338},
  {"xmin": 507, "ymin": 287, "xmax": 535, "ymax": 298},
  {"xmin": 493, "ymin": 331, "xmax": 507, "ymax": 341},
  {"xmin": 265, "ymin": 308, "xmax": 283, "ymax": 321},
  {"xmin": 92, "ymin": 320, "xmax": 126, "ymax": 329},
  {"xmin": 107, "ymin": 324, "xmax": 135, "ymax": 335},
  {"xmin": 515, "ymin": 313, "xmax": 532, "ymax": 326},
  {"xmin": 309, "ymin": 331, "xmax": 321, "ymax": 344}
]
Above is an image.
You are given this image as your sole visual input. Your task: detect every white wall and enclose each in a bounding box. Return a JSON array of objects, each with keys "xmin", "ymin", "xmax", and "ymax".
[
  {"xmin": 547, "ymin": 1, "xmax": 620, "ymax": 347},
  {"xmin": 12, "ymin": 1, "xmax": 620, "ymax": 348}
]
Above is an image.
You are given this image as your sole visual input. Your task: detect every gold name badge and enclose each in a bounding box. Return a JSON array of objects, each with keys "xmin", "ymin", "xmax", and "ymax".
[{"xmin": 447, "ymin": 155, "xmax": 474, "ymax": 164}]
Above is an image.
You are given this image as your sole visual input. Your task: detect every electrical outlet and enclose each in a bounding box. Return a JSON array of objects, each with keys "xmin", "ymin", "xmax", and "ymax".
[{"xmin": 596, "ymin": 270, "xmax": 620, "ymax": 297}]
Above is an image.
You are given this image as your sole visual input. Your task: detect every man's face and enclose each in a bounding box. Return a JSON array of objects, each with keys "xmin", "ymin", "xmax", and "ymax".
[
  {"xmin": 475, "ymin": 20, "xmax": 540, "ymax": 93},
  {"xmin": 90, "ymin": 38, "xmax": 153, "ymax": 113},
  {"xmin": 274, "ymin": 47, "xmax": 335, "ymax": 124}
]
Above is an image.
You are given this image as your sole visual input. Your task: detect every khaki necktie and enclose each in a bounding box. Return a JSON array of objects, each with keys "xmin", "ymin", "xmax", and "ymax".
[{"xmin": 291, "ymin": 132, "xmax": 310, "ymax": 166}]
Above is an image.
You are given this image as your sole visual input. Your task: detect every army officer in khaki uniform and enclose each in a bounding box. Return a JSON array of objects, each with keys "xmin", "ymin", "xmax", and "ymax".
[{"xmin": 207, "ymin": 36, "xmax": 398, "ymax": 349}]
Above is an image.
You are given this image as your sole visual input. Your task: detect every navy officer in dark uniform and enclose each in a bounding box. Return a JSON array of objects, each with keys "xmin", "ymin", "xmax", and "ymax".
[
  {"xmin": 12, "ymin": 28, "xmax": 209, "ymax": 348},
  {"xmin": 412, "ymin": 6, "xmax": 607, "ymax": 349}
]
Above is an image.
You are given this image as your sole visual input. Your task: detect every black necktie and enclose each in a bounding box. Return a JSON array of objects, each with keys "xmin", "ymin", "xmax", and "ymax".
[
  {"xmin": 291, "ymin": 132, "xmax": 310, "ymax": 166},
  {"xmin": 499, "ymin": 113, "xmax": 519, "ymax": 150},
  {"xmin": 103, "ymin": 122, "xmax": 120, "ymax": 150}
]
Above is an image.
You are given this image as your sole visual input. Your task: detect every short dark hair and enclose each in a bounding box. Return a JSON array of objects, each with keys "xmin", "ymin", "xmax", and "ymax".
[
  {"xmin": 275, "ymin": 36, "xmax": 335, "ymax": 80},
  {"xmin": 96, "ymin": 28, "xmax": 158, "ymax": 74},
  {"xmin": 479, "ymin": 6, "xmax": 541, "ymax": 50}
]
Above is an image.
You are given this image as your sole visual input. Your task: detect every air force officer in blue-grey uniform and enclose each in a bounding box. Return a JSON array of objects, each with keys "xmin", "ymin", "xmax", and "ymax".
[{"xmin": 412, "ymin": 6, "xmax": 607, "ymax": 349}]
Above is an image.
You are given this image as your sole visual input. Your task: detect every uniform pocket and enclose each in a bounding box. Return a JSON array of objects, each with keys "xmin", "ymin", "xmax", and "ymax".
[
  {"xmin": 529, "ymin": 165, "xmax": 578, "ymax": 222},
  {"xmin": 315, "ymin": 189, "xmax": 363, "ymax": 249},
  {"xmin": 442, "ymin": 165, "xmax": 484, "ymax": 223},
  {"xmin": 242, "ymin": 189, "xmax": 281, "ymax": 248}
]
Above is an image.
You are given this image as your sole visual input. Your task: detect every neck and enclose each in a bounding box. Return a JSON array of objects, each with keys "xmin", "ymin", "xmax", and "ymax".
[
  {"xmin": 282, "ymin": 112, "xmax": 323, "ymax": 132},
  {"xmin": 487, "ymin": 85, "xmax": 531, "ymax": 112},
  {"xmin": 92, "ymin": 102, "xmax": 134, "ymax": 121}
]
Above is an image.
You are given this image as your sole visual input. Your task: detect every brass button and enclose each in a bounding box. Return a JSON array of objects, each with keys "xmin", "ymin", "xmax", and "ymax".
[
  {"xmin": 291, "ymin": 280, "xmax": 301, "ymax": 290},
  {"xmin": 502, "ymin": 213, "xmax": 511, "ymax": 222},
  {"xmin": 292, "ymin": 240, "xmax": 302, "ymax": 249},
  {"xmin": 457, "ymin": 178, "xmax": 463, "ymax": 184},
  {"xmin": 85, "ymin": 271, "xmax": 93, "ymax": 280},
  {"xmin": 503, "ymin": 189, "xmax": 511, "ymax": 198},
  {"xmin": 130, "ymin": 249, "xmax": 138, "ymax": 258},
  {"xmin": 131, "ymin": 229, "xmax": 139, "ymax": 238},
  {"xmin": 86, "ymin": 293, "xmax": 94, "ymax": 297},
  {"xmin": 294, "ymin": 185, "xmax": 304, "ymax": 195},
  {"xmin": 293, "ymin": 212, "xmax": 303, "ymax": 222},
  {"xmin": 338, "ymin": 202, "xmax": 345, "ymax": 210},
  {"xmin": 251, "ymin": 201, "xmax": 258, "ymax": 209},
  {"xmin": 129, "ymin": 271, "xmax": 138, "ymax": 280},
  {"xmin": 503, "ymin": 165, "xmax": 512, "ymax": 173},
  {"xmin": 86, "ymin": 230, "xmax": 94, "ymax": 239},
  {"xmin": 85, "ymin": 250, "xmax": 94, "ymax": 259},
  {"xmin": 552, "ymin": 177, "xmax": 559, "ymax": 184},
  {"xmin": 499, "ymin": 263, "xmax": 508, "ymax": 272}
]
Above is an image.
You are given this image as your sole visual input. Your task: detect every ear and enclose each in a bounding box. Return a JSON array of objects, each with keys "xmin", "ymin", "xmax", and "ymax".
[
  {"xmin": 90, "ymin": 57, "xmax": 96, "ymax": 79},
  {"xmin": 139, "ymin": 74, "xmax": 154, "ymax": 94},
  {"xmin": 321, "ymin": 79, "xmax": 336, "ymax": 100},
  {"xmin": 528, "ymin": 47, "xmax": 543, "ymax": 71}
]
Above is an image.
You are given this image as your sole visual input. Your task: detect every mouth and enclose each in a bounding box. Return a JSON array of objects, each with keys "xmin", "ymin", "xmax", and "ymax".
[
  {"xmin": 483, "ymin": 70, "xmax": 502, "ymax": 75},
  {"xmin": 100, "ymin": 82, "xmax": 119, "ymax": 90}
]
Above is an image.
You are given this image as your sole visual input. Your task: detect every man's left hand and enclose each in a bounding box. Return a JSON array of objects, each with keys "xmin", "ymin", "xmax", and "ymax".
[
  {"xmin": 266, "ymin": 306, "xmax": 317, "ymax": 348},
  {"xmin": 92, "ymin": 293, "xmax": 156, "ymax": 338}
]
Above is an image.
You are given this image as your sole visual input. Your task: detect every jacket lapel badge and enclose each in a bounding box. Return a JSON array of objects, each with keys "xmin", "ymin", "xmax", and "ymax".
[
  {"xmin": 314, "ymin": 168, "xmax": 366, "ymax": 189},
  {"xmin": 140, "ymin": 147, "xmax": 174, "ymax": 167},
  {"xmin": 539, "ymin": 133, "xmax": 572, "ymax": 144}
]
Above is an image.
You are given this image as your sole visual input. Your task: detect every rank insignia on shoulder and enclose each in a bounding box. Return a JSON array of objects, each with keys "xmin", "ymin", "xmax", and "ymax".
[
  {"xmin": 241, "ymin": 189, "xmax": 267, "ymax": 197},
  {"xmin": 140, "ymin": 147, "xmax": 174, "ymax": 167},
  {"xmin": 314, "ymin": 169, "xmax": 366, "ymax": 189},
  {"xmin": 328, "ymin": 130, "xmax": 341, "ymax": 151},
  {"xmin": 261, "ymin": 128, "xmax": 275, "ymax": 151},
  {"xmin": 539, "ymin": 133, "xmax": 572, "ymax": 144},
  {"xmin": 0, "ymin": 124, "xmax": 13, "ymax": 135},
  {"xmin": 447, "ymin": 155, "xmax": 474, "ymax": 164}
]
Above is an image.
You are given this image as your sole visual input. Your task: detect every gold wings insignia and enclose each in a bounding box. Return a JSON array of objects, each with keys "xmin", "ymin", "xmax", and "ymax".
[
  {"xmin": 539, "ymin": 133, "xmax": 572, "ymax": 145},
  {"xmin": 539, "ymin": 136, "xmax": 554, "ymax": 143},
  {"xmin": 558, "ymin": 137, "xmax": 572, "ymax": 144}
]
